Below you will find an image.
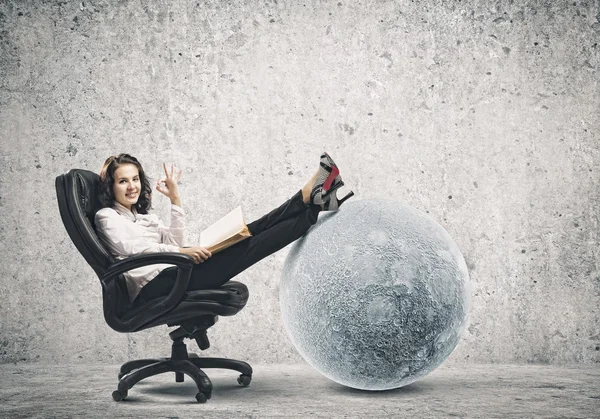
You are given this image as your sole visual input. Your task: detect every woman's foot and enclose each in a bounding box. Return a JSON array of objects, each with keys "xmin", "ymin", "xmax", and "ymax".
[
  {"xmin": 309, "ymin": 153, "xmax": 342, "ymax": 205},
  {"xmin": 320, "ymin": 152, "xmax": 342, "ymax": 187},
  {"xmin": 302, "ymin": 170, "xmax": 319, "ymax": 204},
  {"xmin": 316, "ymin": 152, "xmax": 342, "ymax": 193},
  {"xmin": 303, "ymin": 153, "xmax": 355, "ymax": 210},
  {"xmin": 301, "ymin": 166, "xmax": 342, "ymax": 205}
]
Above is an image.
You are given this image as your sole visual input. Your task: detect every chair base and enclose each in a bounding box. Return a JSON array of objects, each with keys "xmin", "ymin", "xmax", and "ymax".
[{"xmin": 114, "ymin": 337, "xmax": 253, "ymax": 403}]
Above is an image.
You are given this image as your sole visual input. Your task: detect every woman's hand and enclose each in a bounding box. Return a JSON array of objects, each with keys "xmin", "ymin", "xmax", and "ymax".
[
  {"xmin": 156, "ymin": 162, "xmax": 182, "ymax": 202},
  {"xmin": 179, "ymin": 246, "xmax": 212, "ymax": 264}
]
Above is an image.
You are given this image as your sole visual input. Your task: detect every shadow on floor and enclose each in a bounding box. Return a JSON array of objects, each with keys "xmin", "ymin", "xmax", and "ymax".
[{"xmin": 326, "ymin": 380, "xmax": 427, "ymax": 397}]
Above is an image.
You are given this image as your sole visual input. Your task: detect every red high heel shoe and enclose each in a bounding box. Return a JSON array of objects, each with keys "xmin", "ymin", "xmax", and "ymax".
[
  {"xmin": 320, "ymin": 152, "xmax": 355, "ymax": 209},
  {"xmin": 321, "ymin": 152, "xmax": 342, "ymax": 192},
  {"xmin": 310, "ymin": 152, "xmax": 343, "ymax": 206},
  {"xmin": 310, "ymin": 177, "xmax": 342, "ymax": 207},
  {"xmin": 310, "ymin": 174, "xmax": 355, "ymax": 211}
]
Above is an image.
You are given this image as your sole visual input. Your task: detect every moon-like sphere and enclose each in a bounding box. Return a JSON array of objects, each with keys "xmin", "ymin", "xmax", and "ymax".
[{"xmin": 280, "ymin": 199, "xmax": 471, "ymax": 390}]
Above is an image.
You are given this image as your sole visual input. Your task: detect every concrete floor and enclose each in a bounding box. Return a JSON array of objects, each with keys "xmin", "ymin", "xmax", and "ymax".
[{"xmin": 0, "ymin": 362, "xmax": 598, "ymax": 418}]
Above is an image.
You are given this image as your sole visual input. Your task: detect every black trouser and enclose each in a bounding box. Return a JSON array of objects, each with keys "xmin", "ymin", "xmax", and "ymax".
[{"xmin": 134, "ymin": 189, "xmax": 321, "ymax": 304}]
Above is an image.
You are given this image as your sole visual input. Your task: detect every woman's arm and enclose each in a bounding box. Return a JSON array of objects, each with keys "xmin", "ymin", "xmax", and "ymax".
[
  {"xmin": 156, "ymin": 162, "xmax": 184, "ymax": 246},
  {"xmin": 95, "ymin": 209, "xmax": 180, "ymax": 256},
  {"xmin": 156, "ymin": 162, "xmax": 182, "ymax": 206},
  {"xmin": 169, "ymin": 194, "xmax": 181, "ymax": 207},
  {"xmin": 154, "ymin": 162, "xmax": 212, "ymax": 263},
  {"xmin": 159, "ymin": 203, "xmax": 185, "ymax": 247}
]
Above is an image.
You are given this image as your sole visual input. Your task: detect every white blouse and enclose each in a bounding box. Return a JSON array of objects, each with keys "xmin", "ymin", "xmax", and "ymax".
[{"xmin": 94, "ymin": 201, "xmax": 185, "ymax": 301}]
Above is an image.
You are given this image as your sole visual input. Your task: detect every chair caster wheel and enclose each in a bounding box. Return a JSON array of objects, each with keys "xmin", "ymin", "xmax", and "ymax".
[
  {"xmin": 118, "ymin": 372, "xmax": 124, "ymax": 380},
  {"xmin": 237, "ymin": 374, "xmax": 252, "ymax": 386},
  {"xmin": 196, "ymin": 392, "xmax": 208, "ymax": 403},
  {"xmin": 112, "ymin": 389, "xmax": 127, "ymax": 401}
]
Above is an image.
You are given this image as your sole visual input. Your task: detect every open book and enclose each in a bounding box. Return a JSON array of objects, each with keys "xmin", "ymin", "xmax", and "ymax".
[{"xmin": 199, "ymin": 206, "xmax": 252, "ymax": 254}]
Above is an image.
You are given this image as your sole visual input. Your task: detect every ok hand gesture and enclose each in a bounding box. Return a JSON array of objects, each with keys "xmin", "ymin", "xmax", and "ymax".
[{"xmin": 156, "ymin": 162, "xmax": 182, "ymax": 200}]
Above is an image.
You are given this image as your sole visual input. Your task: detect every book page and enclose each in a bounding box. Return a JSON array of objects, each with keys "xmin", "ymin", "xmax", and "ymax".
[{"xmin": 200, "ymin": 206, "xmax": 246, "ymax": 248}]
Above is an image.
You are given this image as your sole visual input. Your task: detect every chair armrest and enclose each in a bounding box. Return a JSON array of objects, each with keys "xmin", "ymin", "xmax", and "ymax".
[
  {"xmin": 101, "ymin": 253, "xmax": 194, "ymax": 285},
  {"xmin": 101, "ymin": 253, "xmax": 195, "ymax": 332}
]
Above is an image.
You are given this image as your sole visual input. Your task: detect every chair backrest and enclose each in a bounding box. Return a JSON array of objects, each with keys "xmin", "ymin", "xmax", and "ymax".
[
  {"xmin": 55, "ymin": 169, "xmax": 114, "ymax": 276},
  {"xmin": 55, "ymin": 169, "xmax": 132, "ymax": 321}
]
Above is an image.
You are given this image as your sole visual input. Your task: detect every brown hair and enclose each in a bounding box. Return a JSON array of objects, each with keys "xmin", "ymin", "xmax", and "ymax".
[{"xmin": 98, "ymin": 153, "xmax": 152, "ymax": 214}]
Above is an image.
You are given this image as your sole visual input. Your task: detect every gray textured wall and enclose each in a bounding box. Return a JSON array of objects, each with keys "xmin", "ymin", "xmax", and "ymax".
[{"xmin": 0, "ymin": 0, "xmax": 598, "ymax": 365}]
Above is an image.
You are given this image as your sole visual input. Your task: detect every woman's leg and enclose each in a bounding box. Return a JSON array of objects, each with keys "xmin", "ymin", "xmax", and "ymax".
[
  {"xmin": 136, "ymin": 174, "xmax": 322, "ymax": 303},
  {"xmin": 247, "ymin": 168, "xmax": 320, "ymax": 235},
  {"xmin": 135, "ymin": 270, "xmax": 177, "ymax": 303},
  {"xmin": 186, "ymin": 196, "xmax": 321, "ymax": 290},
  {"xmin": 246, "ymin": 190, "xmax": 309, "ymax": 236}
]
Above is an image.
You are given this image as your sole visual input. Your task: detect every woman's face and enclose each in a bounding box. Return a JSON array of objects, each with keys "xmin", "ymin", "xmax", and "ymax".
[{"xmin": 112, "ymin": 163, "xmax": 141, "ymax": 211}]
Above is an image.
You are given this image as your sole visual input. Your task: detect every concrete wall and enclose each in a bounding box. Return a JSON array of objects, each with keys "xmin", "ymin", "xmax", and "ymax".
[{"xmin": 1, "ymin": 0, "xmax": 598, "ymax": 365}]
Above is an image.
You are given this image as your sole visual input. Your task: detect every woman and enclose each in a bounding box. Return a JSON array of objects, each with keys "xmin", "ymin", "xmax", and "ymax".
[{"xmin": 95, "ymin": 153, "xmax": 354, "ymax": 306}]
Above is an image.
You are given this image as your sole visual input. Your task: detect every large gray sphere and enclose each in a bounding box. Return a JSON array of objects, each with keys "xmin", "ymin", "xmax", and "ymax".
[{"xmin": 280, "ymin": 199, "xmax": 471, "ymax": 390}]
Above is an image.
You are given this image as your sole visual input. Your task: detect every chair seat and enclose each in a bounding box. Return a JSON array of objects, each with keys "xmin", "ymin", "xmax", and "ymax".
[
  {"xmin": 182, "ymin": 281, "xmax": 249, "ymax": 305},
  {"xmin": 124, "ymin": 281, "xmax": 249, "ymax": 329}
]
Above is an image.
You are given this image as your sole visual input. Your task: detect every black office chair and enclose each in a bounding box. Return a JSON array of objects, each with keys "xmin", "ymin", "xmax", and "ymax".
[{"xmin": 55, "ymin": 169, "xmax": 253, "ymax": 403}]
